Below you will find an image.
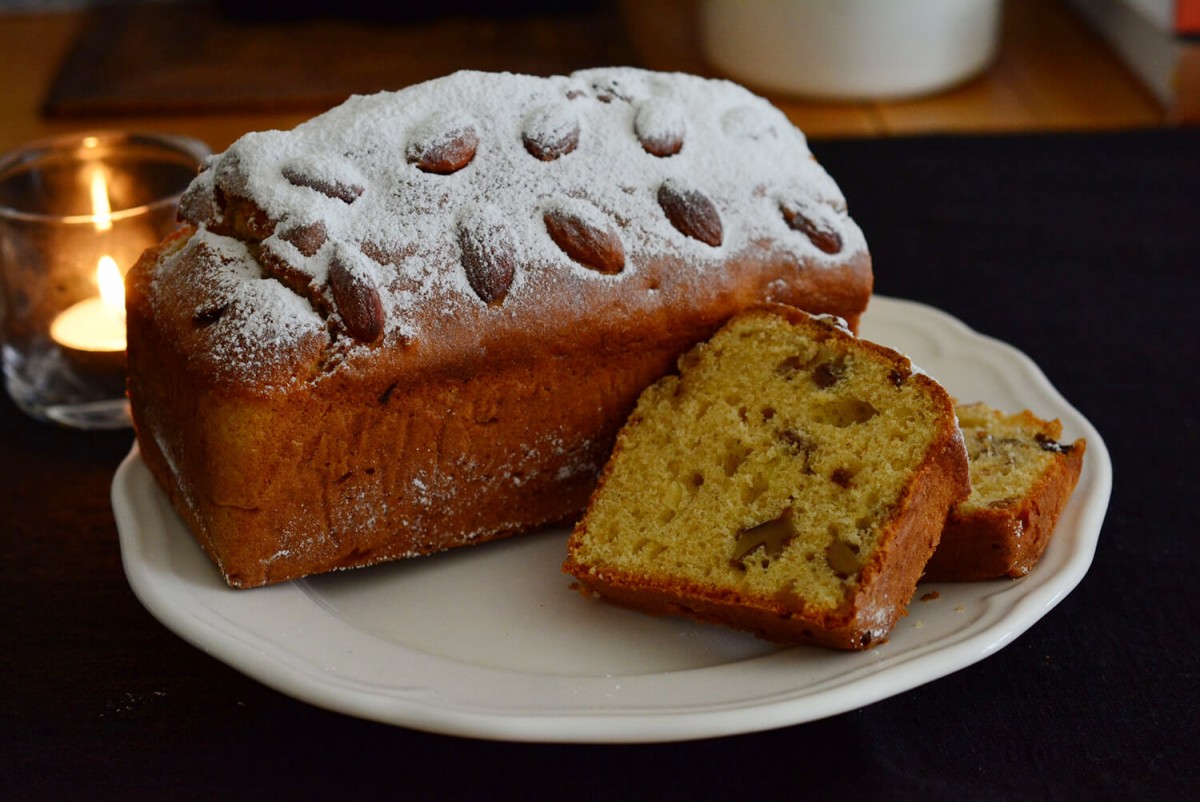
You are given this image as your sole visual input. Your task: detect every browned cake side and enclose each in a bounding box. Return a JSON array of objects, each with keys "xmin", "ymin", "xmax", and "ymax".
[
  {"xmin": 563, "ymin": 306, "xmax": 970, "ymax": 649},
  {"xmin": 923, "ymin": 403, "xmax": 1086, "ymax": 582},
  {"xmin": 126, "ymin": 69, "xmax": 873, "ymax": 588}
]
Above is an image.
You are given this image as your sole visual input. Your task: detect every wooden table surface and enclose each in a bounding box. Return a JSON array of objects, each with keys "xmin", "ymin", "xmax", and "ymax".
[{"xmin": 0, "ymin": 0, "xmax": 1168, "ymax": 156}]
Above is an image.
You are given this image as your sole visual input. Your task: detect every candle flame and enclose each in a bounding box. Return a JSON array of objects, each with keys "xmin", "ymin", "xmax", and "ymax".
[
  {"xmin": 97, "ymin": 255, "xmax": 125, "ymax": 314},
  {"xmin": 90, "ymin": 169, "xmax": 112, "ymax": 232}
]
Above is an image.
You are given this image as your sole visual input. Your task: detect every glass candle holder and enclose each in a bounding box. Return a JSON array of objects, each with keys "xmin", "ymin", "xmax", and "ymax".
[{"xmin": 0, "ymin": 131, "xmax": 210, "ymax": 429}]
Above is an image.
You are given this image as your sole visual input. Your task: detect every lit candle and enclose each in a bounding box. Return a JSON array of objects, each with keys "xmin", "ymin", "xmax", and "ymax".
[
  {"xmin": 1, "ymin": 130, "xmax": 210, "ymax": 428},
  {"xmin": 49, "ymin": 255, "xmax": 127, "ymax": 352},
  {"xmin": 89, "ymin": 164, "xmax": 113, "ymax": 232},
  {"xmin": 48, "ymin": 166, "xmax": 128, "ymax": 354}
]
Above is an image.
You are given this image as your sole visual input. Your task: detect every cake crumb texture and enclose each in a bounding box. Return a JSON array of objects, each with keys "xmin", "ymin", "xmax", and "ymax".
[{"xmin": 563, "ymin": 305, "xmax": 970, "ymax": 649}]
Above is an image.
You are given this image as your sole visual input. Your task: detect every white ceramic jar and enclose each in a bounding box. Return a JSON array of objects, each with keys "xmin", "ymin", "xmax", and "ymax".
[{"xmin": 700, "ymin": 0, "xmax": 1002, "ymax": 100}]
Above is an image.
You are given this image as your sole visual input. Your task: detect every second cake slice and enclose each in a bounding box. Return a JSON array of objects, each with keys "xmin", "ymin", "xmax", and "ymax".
[
  {"xmin": 563, "ymin": 305, "xmax": 970, "ymax": 649},
  {"xmin": 924, "ymin": 402, "xmax": 1086, "ymax": 581}
]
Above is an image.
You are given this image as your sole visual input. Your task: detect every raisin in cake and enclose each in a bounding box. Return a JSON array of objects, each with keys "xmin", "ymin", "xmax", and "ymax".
[
  {"xmin": 562, "ymin": 305, "xmax": 969, "ymax": 649},
  {"xmin": 125, "ymin": 68, "xmax": 873, "ymax": 588},
  {"xmin": 923, "ymin": 402, "xmax": 1086, "ymax": 581}
]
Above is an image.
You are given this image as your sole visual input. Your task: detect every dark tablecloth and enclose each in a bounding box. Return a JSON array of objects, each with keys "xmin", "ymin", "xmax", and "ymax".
[{"xmin": 3, "ymin": 129, "xmax": 1196, "ymax": 800}]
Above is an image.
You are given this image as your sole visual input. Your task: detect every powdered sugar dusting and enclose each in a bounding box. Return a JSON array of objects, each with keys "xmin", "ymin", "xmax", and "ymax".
[
  {"xmin": 522, "ymin": 103, "xmax": 580, "ymax": 152},
  {"xmin": 154, "ymin": 229, "xmax": 325, "ymax": 384},
  {"xmin": 634, "ymin": 98, "xmax": 686, "ymax": 151},
  {"xmin": 159, "ymin": 68, "xmax": 867, "ymax": 384}
]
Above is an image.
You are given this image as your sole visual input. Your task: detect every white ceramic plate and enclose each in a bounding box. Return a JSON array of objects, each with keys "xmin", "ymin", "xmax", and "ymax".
[{"xmin": 112, "ymin": 296, "xmax": 1111, "ymax": 743}]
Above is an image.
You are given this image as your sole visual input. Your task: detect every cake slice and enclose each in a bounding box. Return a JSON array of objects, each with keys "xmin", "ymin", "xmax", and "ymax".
[
  {"xmin": 563, "ymin": 304, "xmax": 970, "ymax": 649},
  {"xmin": 923, "ymin": 402, "xmax": 1086, "ymax": 581}
]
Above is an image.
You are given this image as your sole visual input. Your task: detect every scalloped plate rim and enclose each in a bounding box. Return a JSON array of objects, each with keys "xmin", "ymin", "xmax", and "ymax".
[{"xmin": 112, "ymin": 295, "xmax": 1111, "ymax": 743}]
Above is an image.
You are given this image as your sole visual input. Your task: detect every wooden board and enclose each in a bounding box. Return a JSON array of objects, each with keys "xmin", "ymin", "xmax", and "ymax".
[{"xmin": 43, "ymin": 2, "xmax": 636, "ymax": 118}]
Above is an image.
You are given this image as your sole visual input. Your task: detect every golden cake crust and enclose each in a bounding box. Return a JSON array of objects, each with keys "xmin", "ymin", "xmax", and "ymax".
[{"xmin": 126, "ymin": 69, "xmax": 873, "ymax": 588}]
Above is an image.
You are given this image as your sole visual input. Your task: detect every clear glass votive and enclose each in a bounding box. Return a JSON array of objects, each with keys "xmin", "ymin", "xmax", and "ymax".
[{"xmin": 0, "ymin": 131, "xmax": 210, "ymax": 429}]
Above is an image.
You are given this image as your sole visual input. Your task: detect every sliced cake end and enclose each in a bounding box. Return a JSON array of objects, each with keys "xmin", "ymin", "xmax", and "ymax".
[{"xmin": 924, "ymin": 402, "xmax": 1086, "ymax": 582}]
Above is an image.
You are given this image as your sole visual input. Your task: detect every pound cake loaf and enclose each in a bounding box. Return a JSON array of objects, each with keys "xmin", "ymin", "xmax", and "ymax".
[
  {"xmin": 924, "ymin": 402, "xmax": 1086, "ymax": 581},
  {"xmin": 562, "ymin": 305, "xmax": 969, "ymax": 649},
  {"xmin": 125, "ymin": 68, "xmax": 872, "ymax": 588}
]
